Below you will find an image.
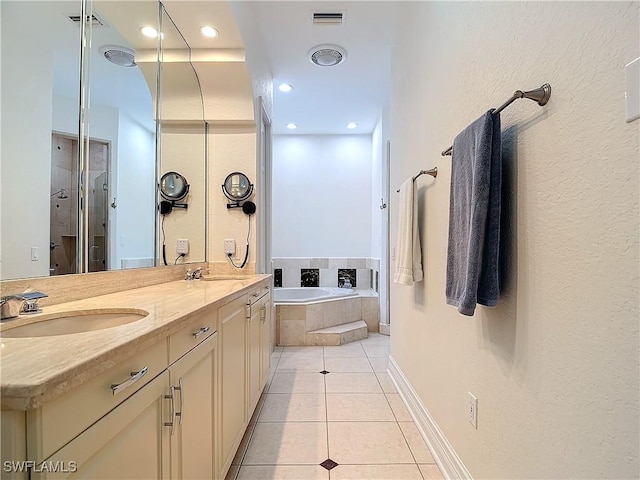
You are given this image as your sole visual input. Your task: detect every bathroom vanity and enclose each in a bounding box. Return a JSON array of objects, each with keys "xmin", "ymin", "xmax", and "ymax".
[{"xmin": 0, "ymin": 274, "xmax": 272, "ymax": 480}]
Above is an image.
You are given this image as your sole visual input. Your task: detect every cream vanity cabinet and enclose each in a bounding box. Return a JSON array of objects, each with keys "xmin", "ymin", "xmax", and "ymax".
[
  {"xmin": 218, "ymin": 283, "xmax": 272, "ymax": 479},
  {"xmin": 247, "ymin": 285, "xmax": 272, "ymax": 417},
  {"xmin": 19, "ymin": 309, "xmax": 218, "ymax": 480}
]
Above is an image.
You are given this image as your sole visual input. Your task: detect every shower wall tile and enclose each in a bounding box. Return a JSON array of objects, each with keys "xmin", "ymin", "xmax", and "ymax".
[
  {"xmin": 310, "ymin": 257, "xmax": 329, "ymax": 269},
  {"xmin": 347, "ymin": 258, "xmax": 367, "ymax": 269},
  {"xmin": 357, "ymin": 269, "xmax": 370, "ymax": 290},
  {"xmin": 319, "ymin": 268, "xmax": 339, "ymax": 288},
  {"xmin": 328, "ymin": 258, "xmax": 348, "ymax": 269},
  {"xmin": 282, "ymin": 268, "xmax": 300, "ymax": 288},
  {"xmin": 274, "ymin": 257, "xmax": 311, "ymax": 269}
]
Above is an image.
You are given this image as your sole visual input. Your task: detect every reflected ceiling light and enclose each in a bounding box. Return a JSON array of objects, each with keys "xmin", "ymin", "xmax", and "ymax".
[
  {"xmin": 140, "ymin": 26, "xmax": 158, "ymax": 38},
  {"xmin": 346, "ymin": 122, "xmax": 358, "ymax": 129},
  {"xmin": 278, "ymin": 83, "xmax": 293, "ymax": 92},
  {"xmin": 200, "ymin": 26, "xmax": 219, "ymax": 38},
  {"xmin": 286, "ymin": 123, "xmax": 298, "ymax": 129}
]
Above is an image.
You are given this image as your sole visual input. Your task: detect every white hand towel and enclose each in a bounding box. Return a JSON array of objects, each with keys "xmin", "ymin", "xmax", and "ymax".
[{"xmin": 394, "ymin": 178, "xmax": 423, "ymax": 285}]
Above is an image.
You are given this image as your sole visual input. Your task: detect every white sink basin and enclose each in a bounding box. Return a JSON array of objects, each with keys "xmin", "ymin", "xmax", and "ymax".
[{"xmin": 0, "ymin": 309, "xmax": 148, "ymax": 338}]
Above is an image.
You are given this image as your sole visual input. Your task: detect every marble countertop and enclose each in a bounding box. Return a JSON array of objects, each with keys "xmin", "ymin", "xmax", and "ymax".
[{"xmin": 0, "ymin": 275, "xmax": 270, "ymax": 411}]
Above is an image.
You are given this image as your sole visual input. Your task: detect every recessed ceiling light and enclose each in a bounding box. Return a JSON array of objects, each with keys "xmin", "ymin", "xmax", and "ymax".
[
  {"xmin": 278, "ymin": 83, "xmax": 293, "ymax": 93},
  {"xmin": 286, "ymin": 123, "xmax": 297, "ymax": 129},
  {"xmin": 200, "ymin": 26, "xmax": 218, "ymax": 38},
  {"xmin": 140, "ymin": 26, "xmax": 158, "ymax": 38},
  {"xmin": 347, "ymin": 122, "xmax": 358, "ymax": 129}
]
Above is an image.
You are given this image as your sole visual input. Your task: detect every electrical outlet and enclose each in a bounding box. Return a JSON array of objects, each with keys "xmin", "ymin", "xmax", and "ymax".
[
  {"xmin": 468, "ymin": 392, "xmax": 478, "ymax": 429},
  {"xmin": 176, "ymin": 239, "xmax": 189, "ymax": 254},
  {"xmin": 224, "ymin": 239, "xmax": 236, "ymax": 255}
]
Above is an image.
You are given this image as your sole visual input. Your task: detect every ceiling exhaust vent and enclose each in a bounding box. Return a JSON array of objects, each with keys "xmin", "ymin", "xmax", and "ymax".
[
  {"xmin": 311, "ymin": 12, "xmax": 345, "ymax": 25},
  {"xmin": 308, "ymin": 44, "xmax": 346, "ymax": 67},
  {"xmin": 67, "ymin": 13, "xmax": 106, "ymax": 27}
]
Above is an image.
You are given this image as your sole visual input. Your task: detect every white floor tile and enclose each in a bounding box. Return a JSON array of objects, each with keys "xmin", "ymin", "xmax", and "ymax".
[
  {"xmin": 280, "ymin": 346, "xmax": 324, "ymax": 357},
  {"xmin": 375, "ymin": 372, "xmax": 398, "ymax": 393},
  {"xmin": 328, "ymin": 422, "xmax": 415, "ymax": 464},
  {"xmin": 324, "ymin": 343, "xmax": 366, "ymax": 357},
  {"xmin": 418, "ymin": 464, "xmax": 445, "ymax": 479},
  {"xmin": 363, "ymin": 345, "xmax": 390, "ymax": 358},
  {"xmin": 259, "ymin": 394, "xmax": 326, "ymax": 422},
  {"xmin": 386, "ymin": 393, "xmax": 413, "ymax": 422},
  {"xmin": 268, "ymin": 372, "xmax": 326, "ymax": 394},
  {"xmin": 326, "ymin": 394, "xmax": 395, "ymax": 422},
  {"xmin": 276, "ymin": 356, "xmax": 325, "ymax": 372},
  {"xmin": 325, "ymin": 372, "xmax": 383, "ymax": 394},
  {"xmin": 368, "ymin": 356, "xmax": 389, "ymax": 373},
  {"xmin": 399, "ymin": 422, "xmax": 435, "ymax": 463},
  {"xmin": 237, "ymin": 465, "xmax": 329, "ymax": 480},
  {"xmin": 243, "ymin": 422, "xmax": 328, "ymax": 465},
  {"xmin": 330, "ymin": 464, "xmax": 423, "ymax": 480},
  {"xmin": 324, "ymin": 356, "xmax": 373, "ymax": 373},
  {"xmin": 358, "ymin": 333, "xmax": 391, "ymax": 346}
]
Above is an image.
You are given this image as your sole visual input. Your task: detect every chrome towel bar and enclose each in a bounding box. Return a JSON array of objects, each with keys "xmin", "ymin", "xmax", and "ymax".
[
  {"xmin": 396, "ymin": 167, "xmax": 438, "ymax": 192},
  {"xmin": 441, "ymin": 83, "xmax": 551, "ymax": 156}
]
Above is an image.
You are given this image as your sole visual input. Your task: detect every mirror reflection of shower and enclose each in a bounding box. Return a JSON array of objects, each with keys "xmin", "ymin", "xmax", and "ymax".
[{"xmin": 49, "ymin": 134, "xmax": 110, "ymax": 276}]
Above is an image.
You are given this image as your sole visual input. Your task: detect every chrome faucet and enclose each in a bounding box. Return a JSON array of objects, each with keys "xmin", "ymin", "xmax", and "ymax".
[
  {"xmin": 185, "ymin": 267, "xmax": 203, "ymax": 281},
  {"xmin": 0, "ymin": 291, "xmax": 48, "ymax": 320}
]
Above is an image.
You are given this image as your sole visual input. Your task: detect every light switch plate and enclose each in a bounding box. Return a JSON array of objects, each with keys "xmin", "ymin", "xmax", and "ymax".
[{"xmin": 625, "ymin": 57, "xmax": 639, "ymax": 123}]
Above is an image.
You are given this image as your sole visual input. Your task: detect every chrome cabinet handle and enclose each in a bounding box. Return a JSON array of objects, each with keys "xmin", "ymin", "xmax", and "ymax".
[
  {"xmin": 111, "ymin": 366, "xmax": 149, "ymax": 395},
  {"xmin": 246, "ymin": 303, "xmax": 251, "ymax": 319},
  {"xmin": 164, "ymin": 385, "xmax": 176, "ymax": 436},
  {"xmin": 192, "ymin": 326, "xmax": 211, "ymax": 339},
  {"xmin": 176, "ymin": 378, "xmax": 184, "ymax": 425},
  {"xmin": 260, "ymin": 305, "xmax": 266, "ymax": 322}
]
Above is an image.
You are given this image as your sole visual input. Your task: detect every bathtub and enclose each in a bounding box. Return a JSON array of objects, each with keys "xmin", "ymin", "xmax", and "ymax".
[
  {"xmin": 274, "ymin": 287, "xmax": 379, "ymax": 346},
  {"xmin": 273, "ymin": 287, "xmax": 358, "ymax": 304}
]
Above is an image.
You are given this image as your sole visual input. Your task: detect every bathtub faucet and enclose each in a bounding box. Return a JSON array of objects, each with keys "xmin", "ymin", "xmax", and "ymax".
[{"xmin": 339, "ymin": 278, "xmax": 352, "ymax": 288}]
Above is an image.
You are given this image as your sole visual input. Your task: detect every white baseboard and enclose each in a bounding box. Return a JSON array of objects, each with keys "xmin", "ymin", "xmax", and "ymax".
[{"xmin": 388, "ymin": 355, "xmax": 473, "ymax": 480}]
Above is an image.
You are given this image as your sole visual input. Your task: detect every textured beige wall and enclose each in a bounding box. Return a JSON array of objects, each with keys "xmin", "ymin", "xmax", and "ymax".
[
  {"xmin": 389, "ymin": 2, "xmax": 639, "ymax": 479},
  {"xmin": 207, "ymin": 127, "xmax": 257, "ymax": 272}
]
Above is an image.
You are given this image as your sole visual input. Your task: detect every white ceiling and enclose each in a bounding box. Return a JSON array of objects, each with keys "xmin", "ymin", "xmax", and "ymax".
[
  {"xmin": 243, "ymin": 1, "xmax": 395, "ymax": 135},
  {"xmin": 22, "ymin": 1, "xmax": 394, "ymax": 136}
]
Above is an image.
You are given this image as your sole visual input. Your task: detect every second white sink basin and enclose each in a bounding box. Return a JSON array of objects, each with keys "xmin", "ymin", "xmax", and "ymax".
[{"xmin": 0, "ymin": 309, "xmax": 149, "ymax": 338}]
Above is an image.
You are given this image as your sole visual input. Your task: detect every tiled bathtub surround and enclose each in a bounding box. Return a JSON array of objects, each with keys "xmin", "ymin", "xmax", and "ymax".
[
  {"xmin": 272, "ymin": 257, "xmax": 381, "ymax": 291},
  {"xmin": 276, "ymin": 292, "xmax": 379, "ymax": 345}
]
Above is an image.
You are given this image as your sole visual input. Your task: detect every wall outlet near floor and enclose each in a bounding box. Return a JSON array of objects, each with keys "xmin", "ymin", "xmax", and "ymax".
[
  {"xmin": 468, "ymin": 392, "xmax": 478, "ymax": 429},
  {"xmin": 176, "ymin": 239, "xmax": 189, "ymax": 254},
  {"xmin": 224, "ymin": 239, "xmax": 236, "ymax": 255}
]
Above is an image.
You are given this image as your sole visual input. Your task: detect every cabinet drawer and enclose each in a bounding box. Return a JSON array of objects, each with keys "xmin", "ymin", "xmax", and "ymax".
[
  {"xmin": 27, "ymin": 340, "xmax": 168, "ymax": 462},
  {"xmin": 169, "ymin": 308, "xmax": 216, "ymax": 364}
]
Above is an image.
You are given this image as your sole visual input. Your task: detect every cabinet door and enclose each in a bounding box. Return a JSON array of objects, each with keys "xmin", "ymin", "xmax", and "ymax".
[
  {"xmin": 33, "ymin": 371, "xmax": 171, "ymax": 480},
  {"xmin": 259, "ymin": 293, "xmax": 272, "ymax": 389},
  {"xmin": 218, "ymin": 295, "xmax": 248, "ymax": 477},
  {"xmin": 169, "ymin": 332, "xmax": 217, "ymax": 480},
  {"xmin": 247, "ymin": 299, "xmax": 262, "ymax": 417}
]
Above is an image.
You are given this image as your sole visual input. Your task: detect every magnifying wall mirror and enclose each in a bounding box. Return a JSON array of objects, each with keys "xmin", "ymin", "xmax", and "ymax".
[
  {"xmin": 222, "ymin": 172, "xmax": 253, "ymax": 203},
  {"xmin": 160, "ymin": 171, "xmax": 189, "ymax": 201}
]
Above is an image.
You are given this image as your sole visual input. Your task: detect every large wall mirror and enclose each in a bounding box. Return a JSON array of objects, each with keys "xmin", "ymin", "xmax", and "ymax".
[{"xmin": 0, "ymin": 0, "xmax": 206, "ymax": 280}]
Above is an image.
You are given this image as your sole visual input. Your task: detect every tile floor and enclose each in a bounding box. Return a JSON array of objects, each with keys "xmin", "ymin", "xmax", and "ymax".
[{"xmin": 226, "ymin": 334, "xmax": 445, "ymax": 480}]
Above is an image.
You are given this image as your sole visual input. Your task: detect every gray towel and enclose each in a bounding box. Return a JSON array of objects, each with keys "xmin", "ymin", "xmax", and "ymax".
[{"xmin": 446, "ymin": 110, "xmax": 501, "ymax": 316}]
